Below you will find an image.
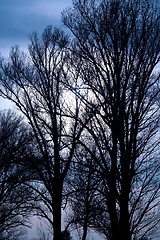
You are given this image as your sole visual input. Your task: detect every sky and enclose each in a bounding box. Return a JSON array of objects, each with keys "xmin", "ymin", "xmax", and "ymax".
[
  {"xmin": 0, "ymin": 0, "xmax": 72, "ymax": 57},
  {"xmin": 0, "ymin": 0, "xmax": 72, "ymax": 110}
]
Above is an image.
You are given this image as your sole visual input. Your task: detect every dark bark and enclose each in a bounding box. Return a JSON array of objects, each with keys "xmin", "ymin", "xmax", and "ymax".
[{"xmin": 53, "ymin": 182, "xmax": 63, "ymax": 240}]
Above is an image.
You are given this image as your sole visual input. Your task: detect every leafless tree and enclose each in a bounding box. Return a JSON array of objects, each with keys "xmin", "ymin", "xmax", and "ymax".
[
  {"xmin": 65, "ymin": 145, "xmax": 107, "ymax": 240},
  {"xmin": 0, "ymin": 26, "xmax": 85, "ymax": 240},
  {"xmin": 62, "ymin": 0, "xmax": 160, "ymax": 239},
  {"xmin": 0, "ymin": 109, "xmax": 35, "ymax": 240}
]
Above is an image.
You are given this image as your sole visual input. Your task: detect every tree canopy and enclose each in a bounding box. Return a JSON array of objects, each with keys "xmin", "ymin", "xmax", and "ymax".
[
  {"xmin": 0, "ymin": 110, "xmax": 35, "ymax": 240},
  {"xmin": 0, "ymin": 0, "xmax": 159, "ymax": 240}
]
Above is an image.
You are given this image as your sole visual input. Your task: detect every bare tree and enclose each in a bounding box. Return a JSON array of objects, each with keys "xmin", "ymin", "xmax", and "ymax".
[
  {"xmin": 65, "ymin": 146, "xmax": 106, "ymax": 240},
  {"xmin": 0, "ymin": 26, "xmax": 84, "ymax": 240},
  {"xmin": 62, "ymin": 0, "xmax": 160, "ymax": 239},
  {"xmin": 0, "ymin": 109, "xmax": 35, "ymax": 240}
]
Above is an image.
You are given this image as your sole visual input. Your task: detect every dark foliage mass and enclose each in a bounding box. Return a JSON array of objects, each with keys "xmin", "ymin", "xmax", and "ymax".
[
  {"xmin": 0, "ymin": 0, "xmax": 159, "ymax": 240},
  {"xmin": 61, "ymin": 230, "xmax": 72, "ymax": 240}
]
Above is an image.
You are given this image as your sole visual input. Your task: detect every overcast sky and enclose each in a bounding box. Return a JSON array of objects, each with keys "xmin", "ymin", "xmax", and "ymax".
[
  {"xmin": 0, "ymin": 0, "xmax": 72, "ymax": 56},
  {"xmin": 0, "ymin": 0, "xmax": 73, "ymax": 110}
]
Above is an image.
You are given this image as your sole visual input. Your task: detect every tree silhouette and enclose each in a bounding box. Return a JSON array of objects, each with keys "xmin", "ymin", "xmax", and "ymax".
[
  {"xmin": 62, "ymin": 0, "xmax": 160, "ymax": 239},
  {"xmin": 0, "ymin": 0, "xmax": 159, "ymax": 240},
  {"xmin": 0, "ymin": 26, "xmax": 85, "ymax": 240},
  {"xmin": 0, "ymin": 109, "xmax": 35, "ymax": 240}
]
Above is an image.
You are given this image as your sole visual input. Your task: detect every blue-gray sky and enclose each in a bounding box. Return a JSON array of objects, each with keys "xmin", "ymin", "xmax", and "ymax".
[
  {"xmin": 0, "ymin": 0, "xmax": 73, "ymax": 109},
  {"xmin": 0, "ymin": 0, "xmax": 72, "ymax": 56}
]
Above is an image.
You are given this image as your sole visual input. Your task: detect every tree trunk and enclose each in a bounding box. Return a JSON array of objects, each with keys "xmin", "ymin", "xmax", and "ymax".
[
  {"xmin": 82, "ymin": 223, "xmax": 88, "ymax": 240},
  {"xmin": 107, "ymin": 168, "xmax": 119, "ymax": 240},
  {"xmin": 119, "ymin": 168, "xmax": 131, "ymax": 240},
  {"xmin": 53, "ymin": 181, "xmax": 63, "ymax": 240},
  {"xmin": 119, "ymin": 200, "xmax": 131, "ymax": 240},
  {"xmin": 119, "ymin": 204, "xmax": 131, "ymax": 240},
  {"xmin": 107, "ymin": 190, "xmax": 119, "ymax": 240},
  {"xmin": 108, "ymin": 132, "xmax": 119, "ymax": 240}
]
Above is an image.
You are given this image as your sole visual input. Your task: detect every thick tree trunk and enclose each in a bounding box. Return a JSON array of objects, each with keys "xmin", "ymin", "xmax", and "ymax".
[
  {"xmin": 108, "ymin": 169, "xmax": 119, "ymax": 239},
  {"xmin": 108, "ymin": 190, "xmax": 119, "ymax": 240},
  {"xmin": 119, "ymin": 200, "xmax": 131, "ymax": 240},
  {"xmin": 53, "ymin": 180, "xmax": 63, "ymax": 240},
  {"xmin": 82, "ymin": 223, "xmax": 88, "ymax": 240},
  {"xmin": 53, "ymin": 203, "xmax": 62, "ymax": 240},
  {"xmin": 119, "ymin": 164, "xmax": 131, "ymax": 240}
]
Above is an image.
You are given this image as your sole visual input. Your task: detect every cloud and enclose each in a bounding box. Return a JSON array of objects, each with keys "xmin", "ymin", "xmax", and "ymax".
[{"xmin": 0, "ymin": 0, "xmax": 72, "ymax": 56}]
